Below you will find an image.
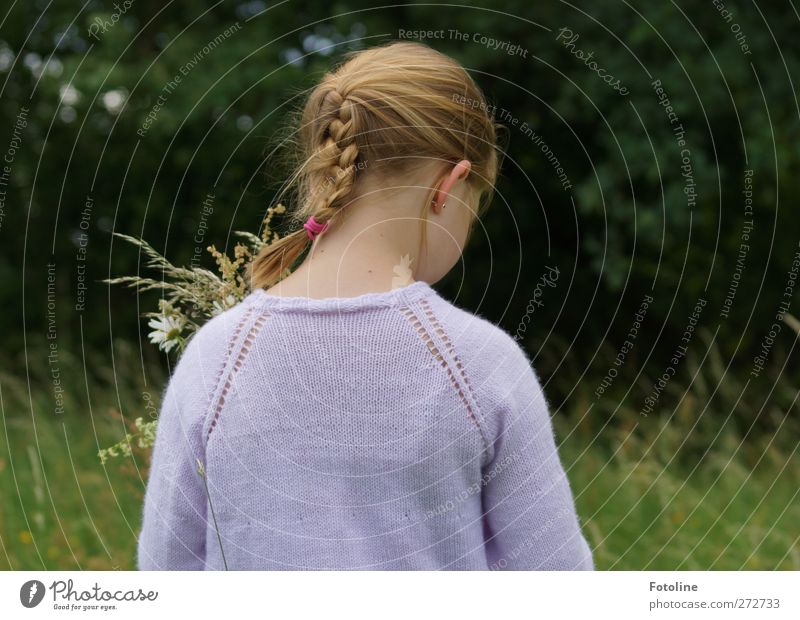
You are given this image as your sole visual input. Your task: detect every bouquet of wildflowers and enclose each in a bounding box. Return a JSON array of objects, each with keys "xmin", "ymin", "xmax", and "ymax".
[
  {"xmin": 98, "ymin": 205, "xmax": 286, "ymax": 463},
  {"xmin": 105, "ymin": 204, "xmax": 285, "ymax": 353}
]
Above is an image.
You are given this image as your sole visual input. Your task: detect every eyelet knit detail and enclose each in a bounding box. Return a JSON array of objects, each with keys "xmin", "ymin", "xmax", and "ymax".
[
  {"xmin": 419, "ymin": 298, "xmax": 482, "ymax": 417},
  {"xmin": 399, "ymin": 302, "xmax": 491, "ymax": 456},
  {"xmin": 206, "ymin": 310, "xmax": 270, "ymax": 440},
  {"xmin": 205, "ymin": 307, "xmax": 253, "ymax": 417}
]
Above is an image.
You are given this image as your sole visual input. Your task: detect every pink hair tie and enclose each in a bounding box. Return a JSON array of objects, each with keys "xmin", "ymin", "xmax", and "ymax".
[{"xmin": 303, "ymin": 215, "xmax": 328, "ymax": 240}]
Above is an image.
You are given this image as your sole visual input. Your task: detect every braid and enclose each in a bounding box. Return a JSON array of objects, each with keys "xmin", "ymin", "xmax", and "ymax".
[
  {"xmin": 304, "ymin": 88, "xmax": 360, "ymax": 221},
  {"xmin": 247, "ymin": 87, "xmax": 361, "ymax": 290}
]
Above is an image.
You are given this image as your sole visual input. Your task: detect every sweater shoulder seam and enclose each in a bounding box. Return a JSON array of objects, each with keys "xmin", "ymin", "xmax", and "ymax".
[
  {"xmin": 398, "ymin": 299, "xmax": 493, "ymax": 461},
  {"xmin": 198, "ymin": 304, "xmax": 270, "ymax": 442}
]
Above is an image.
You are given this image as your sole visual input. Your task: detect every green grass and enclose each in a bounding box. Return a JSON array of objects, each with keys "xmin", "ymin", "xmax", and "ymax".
[
  {"xmin": 561, "ymin": 421, "xmax": 800, "ymax": 570},
  {"xmin": 0, "ymin": 341, "xmax": 155, "ymax": 570},
  {"xmin": 1, "ymin": 339, "xmax": 798, "ymax": 570}
]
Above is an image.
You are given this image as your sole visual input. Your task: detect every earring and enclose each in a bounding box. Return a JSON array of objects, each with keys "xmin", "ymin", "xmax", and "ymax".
[{"xmin": 431, "ymin": 198, "xmax": 446, "ymax": 209}]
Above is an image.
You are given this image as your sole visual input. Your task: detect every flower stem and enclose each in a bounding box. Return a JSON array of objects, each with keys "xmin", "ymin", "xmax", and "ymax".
[{"xmin": 197, "ymin": 459, "xmax": 228, "ymax": 570}]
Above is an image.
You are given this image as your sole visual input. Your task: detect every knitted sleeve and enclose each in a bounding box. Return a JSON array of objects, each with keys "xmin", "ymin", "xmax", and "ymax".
[
  {"xmin": 464, "ymin": 320, "xmax": 594, "ymax": 570},
  {"xmin": 137, "ymin": 304, "xmax": 249, "ymax": 570}
]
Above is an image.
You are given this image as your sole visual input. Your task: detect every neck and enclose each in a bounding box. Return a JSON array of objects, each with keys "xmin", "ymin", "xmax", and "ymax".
[{"xmin": 267, "ymin": 186, "xmax": 428, "ymax": 299}]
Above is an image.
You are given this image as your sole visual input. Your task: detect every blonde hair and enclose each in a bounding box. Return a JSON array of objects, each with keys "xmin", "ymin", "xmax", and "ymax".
[{"xmin": 250, "ymin": 41, "xmax": 500, "ymax": 289}]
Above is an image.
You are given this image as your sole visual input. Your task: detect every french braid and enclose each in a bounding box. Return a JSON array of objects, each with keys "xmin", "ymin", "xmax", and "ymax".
[{"xmin": 304, "ymin": 88, "xmax": 361, "ymax": 222}]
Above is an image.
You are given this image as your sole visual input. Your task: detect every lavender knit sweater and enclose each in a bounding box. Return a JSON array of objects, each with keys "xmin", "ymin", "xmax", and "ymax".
[{"xmin": 137, "ymin": 280, "xmax": 594, "ymax": 570}]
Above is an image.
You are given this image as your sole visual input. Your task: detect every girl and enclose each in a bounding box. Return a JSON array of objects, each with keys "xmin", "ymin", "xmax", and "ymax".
[{"xmin": 137, "ymin": 41, "xmax": 594, "ymax": 570}]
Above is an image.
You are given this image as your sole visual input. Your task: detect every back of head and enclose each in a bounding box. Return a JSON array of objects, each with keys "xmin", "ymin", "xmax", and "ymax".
[{"xmin": 250, "ymin": 41, "xmax": 499, "ymax": 289}]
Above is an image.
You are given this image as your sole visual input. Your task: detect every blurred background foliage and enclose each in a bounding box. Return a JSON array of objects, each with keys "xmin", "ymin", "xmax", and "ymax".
[{"xmin": 1, "ymin": 0, "xmax": 798, "ymax": 569}]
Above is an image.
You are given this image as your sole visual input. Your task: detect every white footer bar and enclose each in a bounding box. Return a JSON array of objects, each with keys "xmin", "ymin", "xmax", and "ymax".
[{"xmin": 2, "ymin": 571, "xmax": 798, "ymax": 619}]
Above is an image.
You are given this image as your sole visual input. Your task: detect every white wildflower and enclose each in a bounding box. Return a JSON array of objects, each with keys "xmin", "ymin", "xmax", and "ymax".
[{"xmin": 147, "ymin": 315, "xmax": 185, "ymax": 352}]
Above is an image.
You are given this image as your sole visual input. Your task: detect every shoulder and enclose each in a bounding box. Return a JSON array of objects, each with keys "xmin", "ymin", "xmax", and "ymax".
[
  {"xmin": 423, "ymin": 293, "xmax": 549, "ymax": 421},
  {"xmin": 155, "ymin": 296, "xmax": 262, "ymax": 436},
  {"xmin": 424, "ymin": 292, "xmax": 534, "ymax": 377},
  {"xmin": 167, "ymin": 295, "xmax": 259, "ymax": 396}
]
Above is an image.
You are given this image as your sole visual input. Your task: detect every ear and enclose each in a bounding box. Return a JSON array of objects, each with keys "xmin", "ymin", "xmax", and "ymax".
[{"xmin": 431, "ymin": 160, "xmax": 471, "ymax": 212}]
